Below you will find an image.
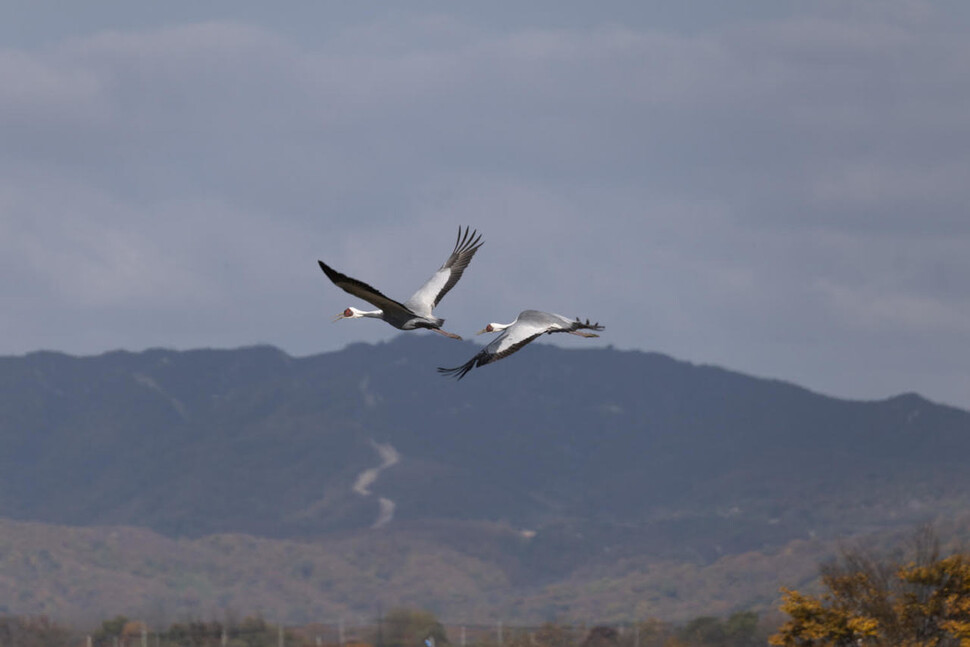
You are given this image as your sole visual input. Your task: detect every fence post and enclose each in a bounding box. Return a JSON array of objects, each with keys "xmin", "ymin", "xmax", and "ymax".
[{"xmin": 377, "ymin": 606, "xmax": 384, "ymax": 647}]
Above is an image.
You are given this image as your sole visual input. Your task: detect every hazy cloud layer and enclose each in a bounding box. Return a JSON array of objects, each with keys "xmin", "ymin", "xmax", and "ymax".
[{"xmin": 2, "ymin": 2, "xmax": 969, "ymax": 407}]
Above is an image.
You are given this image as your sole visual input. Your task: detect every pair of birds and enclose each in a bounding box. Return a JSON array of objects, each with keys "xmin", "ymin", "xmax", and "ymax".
[{"xmin": 317, "ymin": 226, "xmax": 604, "ymax": 379}]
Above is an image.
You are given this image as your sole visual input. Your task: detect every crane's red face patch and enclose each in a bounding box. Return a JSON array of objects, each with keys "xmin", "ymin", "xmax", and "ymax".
[
  {"xmin": 485, "ymin": 324, "xmax": 494, "ymax": 332},
  {"xmin": 344, "ymin": 308, "xmax": 354, "ymax": 318}
]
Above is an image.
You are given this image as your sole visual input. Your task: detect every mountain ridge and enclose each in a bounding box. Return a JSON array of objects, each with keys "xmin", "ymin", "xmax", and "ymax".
[{"xmin": 3, "ymin": 337, "xmax": 968, "ymax": 536}]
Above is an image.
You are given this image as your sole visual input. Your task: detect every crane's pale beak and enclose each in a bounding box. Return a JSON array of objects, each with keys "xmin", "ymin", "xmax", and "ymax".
[
  {"xmin": 332, "ymin": 312, "xmax": 347, "ymax": 322},
  {"xmin": 475, "ymin": 328, "xmax": 489, "ymax": 335}
]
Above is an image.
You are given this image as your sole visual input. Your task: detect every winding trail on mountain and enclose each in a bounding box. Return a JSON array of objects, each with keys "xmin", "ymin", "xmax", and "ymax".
[{"xmin": 353, "ymin": 440, "xmax": 400, "ymax": 528}]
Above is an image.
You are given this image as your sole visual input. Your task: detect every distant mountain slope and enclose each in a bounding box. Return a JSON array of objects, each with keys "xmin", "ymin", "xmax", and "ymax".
[
  {"xmin": 2, "ymin": 337, "xmax": 968, "ymax": 568},
  {"xmin": 0, "ymin": 514, "xmax": 855, "ymax": 625},
  {"xmin": 5, "ymin": 514, "xmax": 970, "ymax": 626}
]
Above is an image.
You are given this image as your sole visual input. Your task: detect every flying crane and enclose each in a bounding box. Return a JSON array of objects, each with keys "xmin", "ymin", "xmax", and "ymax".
[
  {"xmin": 438, "ymin": 309, "xmax": 604, "ymax": 379},
  {"xmin": 318, "ymin": 226, "xmax": 483, "ymax": 340}
]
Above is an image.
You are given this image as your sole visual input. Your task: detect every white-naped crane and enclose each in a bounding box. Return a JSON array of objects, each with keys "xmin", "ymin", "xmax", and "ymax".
[
  {"xmin": 318, "ymin": 226, "xmax": 483, "ymax": 340},
  {"xmin": 438, "ymin": 309, "xmax": 604, "ymax": 379}
]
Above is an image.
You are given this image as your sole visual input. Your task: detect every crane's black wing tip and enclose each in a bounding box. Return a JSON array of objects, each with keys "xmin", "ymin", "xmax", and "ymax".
[
  {"xmin": 454, "ymin": 226, "xmax": 484, "ymax": 255},
  {"xmin": 317, "ymin": 260, "xmax": 403, "ymax": 308},
  {"xmin": 437, "ymin": 366, "xmax": 461, "ymax": 380},
  {"xmin": 437, "ymin": 362, "xmax": 474, "ymax": 380},
  {"xmin": 317, "ymin": 260, "xmax": 351, "ymax": 286}
]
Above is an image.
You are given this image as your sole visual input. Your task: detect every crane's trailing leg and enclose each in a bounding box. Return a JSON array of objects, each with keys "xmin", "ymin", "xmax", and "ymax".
[
  {"xmin": 569, "ymin": 331, "xmax": 600, "ymax": 338},
  {"xmin": 430, "ymin": 327, "xmax": 463, "ymax": 340}
]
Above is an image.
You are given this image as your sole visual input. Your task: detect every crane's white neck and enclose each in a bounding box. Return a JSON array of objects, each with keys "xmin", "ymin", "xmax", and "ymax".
[
  {"xmin": 336, "ymin": 306, "xmax": 383, "ymax": 321},
  {"xmin": 350, "ymin": 306, "xmax": 383, "ymax": 319}
]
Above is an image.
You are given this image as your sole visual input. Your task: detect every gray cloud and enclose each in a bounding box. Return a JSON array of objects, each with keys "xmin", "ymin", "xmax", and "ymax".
[{"xmin": 1, "ymin": 1, "xmax": 969, "ymax": 408}]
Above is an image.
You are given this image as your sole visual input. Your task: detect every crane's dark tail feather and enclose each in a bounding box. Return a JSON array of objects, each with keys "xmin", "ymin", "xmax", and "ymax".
[
  {"xmin": 573, "ymin": 317, "xmax": 605, "ymax": 332},
  {"xmin": 437, "ymin": 357, "xmax": 477, "ymax": 380}
]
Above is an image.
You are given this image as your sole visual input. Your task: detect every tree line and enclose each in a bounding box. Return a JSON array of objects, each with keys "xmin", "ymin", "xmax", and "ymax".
[{"xmin": 0, "ymin": 611, "xmax": 767, "ymax": 647}]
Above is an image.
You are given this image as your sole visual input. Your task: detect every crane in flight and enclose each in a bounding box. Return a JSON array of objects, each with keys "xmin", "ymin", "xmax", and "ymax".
[
  {"xmin": 318, "ymin": 226, "xmax": 483, "ymax": 340},
  {"xmin": 438, "ymin": 309, "xmax": 604, "ymax": 379}
]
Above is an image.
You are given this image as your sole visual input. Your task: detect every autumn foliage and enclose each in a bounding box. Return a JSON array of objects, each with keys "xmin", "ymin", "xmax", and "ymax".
[{"xmin": 771, "ymin": 529, "xmax": 970, "ymax": 646}]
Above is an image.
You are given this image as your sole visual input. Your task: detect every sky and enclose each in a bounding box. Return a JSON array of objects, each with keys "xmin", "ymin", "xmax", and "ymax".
[{"xmin": 2, "ymin": 1, "xmax": 969, "ymax": 409}]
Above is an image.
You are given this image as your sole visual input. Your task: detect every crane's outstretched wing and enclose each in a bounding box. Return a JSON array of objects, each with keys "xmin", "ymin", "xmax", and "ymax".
[
  {"xmin": 437, "ymin": 317, "xmax": 547, "ymax": 380},
  {"xmin": 317, "ymin": 260, "xmax": 414, "ymax": 316},
  {"xmin": 405, "ymin": 226, "xmax": 483, "ymax": 317}
]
